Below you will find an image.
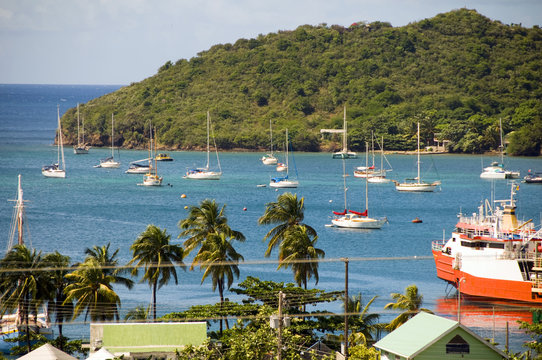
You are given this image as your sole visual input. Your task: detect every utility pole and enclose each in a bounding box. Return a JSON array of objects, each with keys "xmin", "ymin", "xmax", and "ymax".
[
  {"xmin": 343, "ymin": 258, "xmax": 349, "ymax": 359},
  {"xmin": 278, "ymin": 291, "xmax": 284, "ymax": 360}
]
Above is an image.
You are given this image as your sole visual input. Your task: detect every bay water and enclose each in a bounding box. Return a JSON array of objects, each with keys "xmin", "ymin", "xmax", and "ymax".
[{"xmin": 1, "ymin": 84, "xmax": 541, "ymax": 352}]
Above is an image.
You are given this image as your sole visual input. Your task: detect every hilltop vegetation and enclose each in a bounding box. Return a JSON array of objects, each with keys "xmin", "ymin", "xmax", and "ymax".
[{"xmin": 62, "ymin": 9, "xmax": 542, "ymax": 155}]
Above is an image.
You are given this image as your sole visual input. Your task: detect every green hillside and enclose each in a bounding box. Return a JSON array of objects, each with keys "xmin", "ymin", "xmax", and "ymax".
[{"xmin": 62, "ymin": 9, "xmax": 542, "ymax": 155}]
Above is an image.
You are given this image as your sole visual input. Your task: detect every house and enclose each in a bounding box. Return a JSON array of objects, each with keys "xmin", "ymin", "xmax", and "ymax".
[
  {"xmin": 373, "ymin": 312, "xmax": 508, "ymax": 360},
  {"xmin": 90, "ymin": 322, "xmax": 207, "ymax": 360}
]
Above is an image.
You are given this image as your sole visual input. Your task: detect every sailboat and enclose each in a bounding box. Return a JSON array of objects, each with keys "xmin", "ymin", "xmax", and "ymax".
[
  {"xmin": 184, "ymin": 111, "xmax": 222, "ymax": 180},
  {"xmin": 331, "ymin": 143, "xmax": 387, "ymax": 229},
  {"xmin": 354, "ymin": 132, "xmax": 378, "ymax": 178},
  {"xmin": 141, "ymin": 126, "xmax": 163, "ymax": 186},
  {"xmin": 321, "ymin": 106, "xmax": 357, "ymax": 159},
  {"xmin": 42, "ymin": 105, "xmax": 66, "ymax": 178},
  {"xmin": 480, "ymin": 118, "xmax": 520, "ymax": 179},
  {"xmin": 270, "ymin": 129, "xmax": 298, "ymax": 188},
  {"xmin": 368, "ymin": 136, "xmax": 393, "ymax": 183},
  {"xmin": 73, "ymin": 103, "xmax": 89, "ymax": 154},
  {"xmin": 96, "ymin": 114, "xmax": 120, "ymax": 168},
  {"xmin": 393, "ymin": 122, "xmax": 440, "ymax": 192},
  {"xmin": 125, "ymin": 159, "xmax": 151, "ymax": 174},
  {"xmin": 1, "ymin": 175, "xmax": 54, "ymax": 353},
  {"xmin": 261, "ymin": 119, "xmax": 278, "ymax": 165}
]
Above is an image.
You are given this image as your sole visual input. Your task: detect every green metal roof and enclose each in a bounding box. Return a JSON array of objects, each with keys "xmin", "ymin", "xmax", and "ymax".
[{"xmin": 374, "ymin": 312, "xmax": 457, "ymax": 358}]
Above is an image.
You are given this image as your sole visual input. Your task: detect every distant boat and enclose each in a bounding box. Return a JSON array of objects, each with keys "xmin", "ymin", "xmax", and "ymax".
[
  {"xmin": 1, "ymin": 175, "xmax": 54, "ymax": 353},
  {"xmin": 142, "ymin": 126, "xmax": 163, "ymax": 186},
  {"xmin": 156, "ymin": 153, "xmax": 173, "ymax": 161},
  {"xmin": 96, "ymin": 114, "xmax": 120, "ymax": 168},
  {"xmin": 321, "ymin": 106, "xmax": 357, "ymax": 159},
  {"xmin": 261, "ymin": 119, "xmax": 278, "ymax": 165},
  {"xmin": 125, "ymin": 159, "xmax": 151, "ymax": 174},
  {"xmin": 270, "ymin": 129, "xmax": 298, "ymax": 188},
  {"xmin": 331, "ymin": 143, "xmax": 387, "ymax": 229},
  {"xmin": 42, "ymin": 105, "xmax": 66, "ymax": 178},
  {"xmin": 524, "ymin": 170, "xmax": 542, "ymax": 184},
  {"xmin": 480, "ymin": 118, "xmax": 520, "ymax": 179},
  {"xmin": 354, "ymin": 133, "xmax": 392, "ymax": 183},
  {"xmin": 73, "ymin": 103, "xmax": 90, "ymax": 154},
  {"xmin": 184, "ymin": 111, "xmax": 222, "ymax": 180},
  {"xmin": 393, "ymin": 122, "xmax": 440, "ymax": 192}
]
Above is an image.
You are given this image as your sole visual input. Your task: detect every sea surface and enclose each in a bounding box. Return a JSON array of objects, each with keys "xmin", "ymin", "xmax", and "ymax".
[{"xmin": 1, "ymin": 84, "xmax": 541, "ymax": 353}]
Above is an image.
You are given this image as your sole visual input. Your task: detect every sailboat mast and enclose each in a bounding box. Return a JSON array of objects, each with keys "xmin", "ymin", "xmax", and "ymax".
[
  {"xmin": 343, "ymin": 106, "xmax": 347, "ymax": 152},
  {"xmin": 371, "ymin": 131, "xmax": 375, "ymax": 168},
  {"xmin": 499, "ymin": 118, "xmax": 504, "ymax": 164},
  {"xmin": 154, "ymin": 127, "xmax": 158, "ymax": 175},
  {"xmin": 206, "ymin": 111, "xmax": 210, "ymax": 170},
  {"xmin": 76, "ymin": 103, "xmax": 81, "ymax": 146},
  {"xmin": 16, "ymin": 175, "xmax": 23, "ymax": 246},
  {"xmin": 58, "ymin": 105, "xmax": 65, "ymax": 170},
  {"xmin": 380, "ymin": 136, "xmax": 384, "ymax": 173},
  {"xmin": 270, "ymin": 119, "xmax": 273, "ymax": 155},
  {"xmin": 286, "ymin": 129, "xmax": 289, "ymax": 176},
  {"xmin": 365, "ymin": 142, "xmax": 369, "ymax": 211},
  {"xmin": 417, "ymin": 122, "xmax": 421, "ymax": 184},
  {"xmin": 342, "ymin": 159, "xmax": 347, "ymax": 211},
  {"xmin": 111, "ymin": 114, "xmax": 115, "ymax": 158}
]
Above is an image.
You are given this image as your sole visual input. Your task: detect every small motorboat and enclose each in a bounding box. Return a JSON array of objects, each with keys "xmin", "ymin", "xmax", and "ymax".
[
  {"xmin": 524, "ymin": 170, "xmax": 542, "ymax": 184},
  {"xmin": 156, "ymin": 153, "xmax": 173, "ymax": 161}
]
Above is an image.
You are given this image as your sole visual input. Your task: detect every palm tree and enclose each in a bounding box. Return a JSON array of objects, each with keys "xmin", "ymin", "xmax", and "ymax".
[
  {"xmin": 192, "ymin": 232, "xmax": 244, "ymax": 333},
  {"xmin": 179, "ymin": 199, "xmax": 245, "ymax": 257},
  {"xmin": 258, "ymin": 192, "xmax": 316, "ymax": 257},
  {"xmin": 129, "ymin": 225, "xmax": 185, "ymax": 320},
  {"xmin": 63, "ymin": 258, "xmax": 121, "ymax": 322},
  {"xmin": 344, "ymin": 293, "xmax": 381, "ymax": 343},
  {"xmin": 0, "ymin": 245, "xmax": 50, "ymax": 353},
  {"xmin": 42, "ymin": 251, "xmax": 74, "ymax": 345},
  {"xmin": 277, "ymin": 225, "xmax": 324, "ymax": 289},
  {"xmin": 124, "ymin": 305, "xmax": 149, "ymax": 321},
  {"xmin": 84, "ymin": 243, "xmax": 134, "ymax": 290},
  {"xmin": 384, "ymin": 284, "xmax": 433, "ymax": 331}
]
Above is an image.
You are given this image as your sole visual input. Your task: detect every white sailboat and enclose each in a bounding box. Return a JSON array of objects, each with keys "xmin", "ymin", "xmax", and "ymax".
[
  {"xmin": 125, "ymin": 159, "xmax": 151, "ymax": 174},
  {"xmin": 331, "ymin": 143, "xmax": 387, "ymax": 229},
  {"xmin": 261, "ymin": 119, "xmax": 278, "ymax": 165},
  {"xmin": 1, "ymin": 175, "xmax": 53, "ymax": 353},
  {"xmin": 270, "ymin": 129, "xmax": 298, "ymax": 188},
  {"xmin": 73, "ymin": 103, "xmax": 89, "ymax": 154},
  {"xmin": 96, "ymin": 114, "xmax": 120, "ymax": 168},
  {"xmin": 393, "ymin": 122, "xmax": 440, "ymax": 192},
  {"xmin": 142, "ymin": 125, "xmax": 163, "ymax": 186},
  {"xmin": 480, "ymin": 118, "xmax": 520, "ymax": 179},
  {"xmin": 321, "ymin": 106, "xmax": 357, "ymax": 159},
  {"xmin": 368, "ymin": 136, "xmax": 393, "ymax": 183},
  {"xmin": 184, "ymin": 111, "xmax": 222, "ymax": 180},
  {"xmin": 42, "ymin": 105, "xmax": 66, "ymax": 178}
]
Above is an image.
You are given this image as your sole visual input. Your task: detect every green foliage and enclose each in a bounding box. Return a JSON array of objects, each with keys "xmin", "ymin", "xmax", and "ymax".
[{"xmin": 59, "ymin": 9, "xmax": 542, "ymax": 155}]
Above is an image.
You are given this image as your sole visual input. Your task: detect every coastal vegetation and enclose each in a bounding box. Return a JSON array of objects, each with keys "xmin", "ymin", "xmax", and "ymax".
[
  {"xmin": 60, "ymin": 9, "xmax": 542, "ymax": 155},
  {"xmin": 1, "ymin": 193, "xmax": 539, "ymax": 358}
]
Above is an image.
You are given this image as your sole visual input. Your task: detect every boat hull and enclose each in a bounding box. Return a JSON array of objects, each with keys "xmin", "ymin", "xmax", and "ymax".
[
  {"xmin": 262, "ymin": 156, "xmax": 278, "ymax": 165},
  {"xmin": 42, "ymin": 169, "xmax": 66, "ymax": 178},
  {"xmin": 332, "ymin": 216, "xmax": 386, "ymax": 229},
  {"xmin": 333, "ymin": 152, "xmax": 357, "ymax": 159},
  {"xmin": 73, "ymin": 147, "xmax": 89, "ymax": 154},
  {"xmin": 185, "ymin": 171, "xmax": 221, "ymax": 180},
  {"xmin": 395, "ymin": 182, "xmax": 437, "ymax": 192},
  {"xmin": 142, "ymin": 175, "xmax": 163, "ymax": 186},
  {"xmin": 269, "ymin": 180, "xmax": 298, "ymax": 188},
  {"xmin": 125, "ymin": 167, "xmax": 150, "ymax": 174},
  {"xmin": 100, "ymin": 161, "xmax": 120, "ymax": 168},
  {"xmin": 432, "ymin": 249, "xmax": 542, "ymax": 304}
]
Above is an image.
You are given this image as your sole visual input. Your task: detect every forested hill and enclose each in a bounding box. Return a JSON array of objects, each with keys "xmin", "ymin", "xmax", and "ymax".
[{"xmin": 62, "ymin": 9, "xmax": 542, "ymax": 155}]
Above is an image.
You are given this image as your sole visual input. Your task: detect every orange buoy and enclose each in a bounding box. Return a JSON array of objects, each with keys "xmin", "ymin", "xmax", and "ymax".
[{"xmin": 181, "ymin": 194, "xmax": 187, "ymax": 198}]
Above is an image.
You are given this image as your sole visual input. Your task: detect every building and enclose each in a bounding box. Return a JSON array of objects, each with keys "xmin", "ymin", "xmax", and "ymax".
[
  {"xmin": 90, "ymin": 322, "xmax": 207, "ymax": 360},
  {"xmin": 373, "ymin": 312, "xmax": 508, "ymax": 360}
]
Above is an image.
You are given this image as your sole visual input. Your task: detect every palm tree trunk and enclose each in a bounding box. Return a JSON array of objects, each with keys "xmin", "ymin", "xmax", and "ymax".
[
  {"xmin": 218, "ymin": 279, "xmax": 224, "ymax": 334},
  {"xmin": 152, "ymin": 279, "xmax": 157, "ymax": 320}
]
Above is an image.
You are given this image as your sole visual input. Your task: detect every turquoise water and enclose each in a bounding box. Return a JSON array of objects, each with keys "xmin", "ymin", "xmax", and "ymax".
[{"xmin": 1, "ymin": 84, "xmax": 541, "ymax": 352}]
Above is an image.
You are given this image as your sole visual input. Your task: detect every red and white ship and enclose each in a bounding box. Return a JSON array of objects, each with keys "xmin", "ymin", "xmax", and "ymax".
[{"xmin": 432, "ymin": 184, "xmax": 542, "ymax": 304}]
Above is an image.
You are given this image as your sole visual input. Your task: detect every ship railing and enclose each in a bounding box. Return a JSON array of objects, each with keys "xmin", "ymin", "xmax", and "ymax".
[
  {"xmin": 532, "ymin": 277, "xmax": 542, "ymax": 293},
  {"xmin": 432, "ymin": 240, "xmax": 445, "ymax": 251}
]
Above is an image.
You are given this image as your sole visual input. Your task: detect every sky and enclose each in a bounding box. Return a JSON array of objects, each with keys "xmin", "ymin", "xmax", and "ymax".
[{"xmin": 0, "ymin": 0, "xmax": 541, "ymax": 85}]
